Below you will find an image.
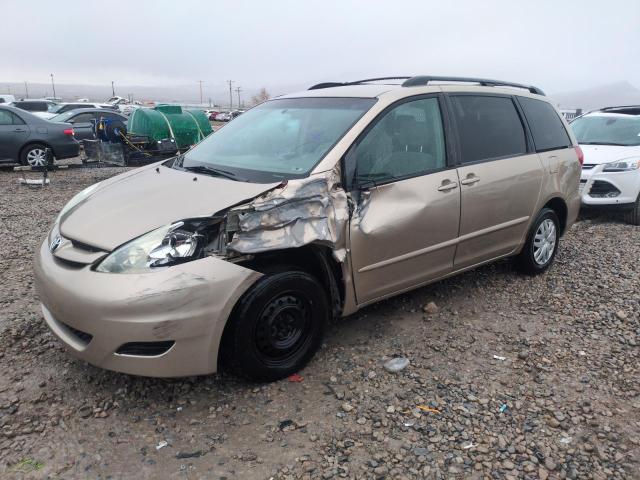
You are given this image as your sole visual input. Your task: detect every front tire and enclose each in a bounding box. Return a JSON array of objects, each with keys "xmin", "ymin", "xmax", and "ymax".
[
  {"xmin": 222, "ymin": 271, "xmax": 328, "ymax": 382},
  {"xmin": 623, "ymin": 193, "xmax": 640, "ymax": 226},
  {"xmin": 515, "ymin": 208, "xmax": 560, "ymax": 275}
]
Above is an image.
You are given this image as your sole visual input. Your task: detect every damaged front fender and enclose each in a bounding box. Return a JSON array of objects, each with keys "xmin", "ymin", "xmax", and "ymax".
[{"xmin": 225, "ymin": 168, "xmax": 349, "ymax": 262}]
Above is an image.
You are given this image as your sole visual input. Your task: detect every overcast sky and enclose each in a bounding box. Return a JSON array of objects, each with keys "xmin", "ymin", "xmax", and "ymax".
[{"xmin": 3, "ymin": 0, "xmax": 639, "ymax": 95}]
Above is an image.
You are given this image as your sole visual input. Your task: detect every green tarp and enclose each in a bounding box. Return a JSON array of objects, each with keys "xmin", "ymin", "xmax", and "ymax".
[{"xmin": 127, "ymin": 104, "xmax": 213, "ymax": 149}]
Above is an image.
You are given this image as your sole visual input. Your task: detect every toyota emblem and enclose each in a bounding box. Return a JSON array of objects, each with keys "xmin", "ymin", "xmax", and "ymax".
[{"xmin": 49, "ymin": 235, "xmax": 62, "ymax": 253}]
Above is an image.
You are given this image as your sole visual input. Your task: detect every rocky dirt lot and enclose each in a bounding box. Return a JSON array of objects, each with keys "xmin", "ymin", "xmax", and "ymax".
[{"xmin": 0, "ymin": 167, "xmax": 638, "ymax": 479}]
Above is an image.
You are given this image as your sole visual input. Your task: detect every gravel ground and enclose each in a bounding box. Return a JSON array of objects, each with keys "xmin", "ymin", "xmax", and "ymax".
[{"xmin": 0, "ymin": 166, "xmax": 638, "ymax": 479}]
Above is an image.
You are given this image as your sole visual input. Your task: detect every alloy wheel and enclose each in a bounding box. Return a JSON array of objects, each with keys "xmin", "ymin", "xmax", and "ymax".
[
  {"xmin": 533, "ymin": 218, "xmax": 556, "ymax": 265},
  {"xmin": 26, "ymin": 148, "xmax": 46, "ymax": 167}
]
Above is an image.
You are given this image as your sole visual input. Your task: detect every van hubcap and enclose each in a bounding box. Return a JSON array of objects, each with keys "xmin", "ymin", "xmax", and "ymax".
[
  {"xmin": 255, "ymin": 295, "xmax": 309, "ymax": 361},
  {"xmin": 533, "ymin": 219, "xmax": 556, "ymax": 265}
]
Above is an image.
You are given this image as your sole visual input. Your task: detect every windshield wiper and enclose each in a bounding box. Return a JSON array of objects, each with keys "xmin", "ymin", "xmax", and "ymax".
[{"xmin": 183, "ymin": 165, "xmax": 245, "ymax": 182}]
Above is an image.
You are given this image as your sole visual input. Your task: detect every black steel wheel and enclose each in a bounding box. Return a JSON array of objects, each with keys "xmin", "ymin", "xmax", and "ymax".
[{"xmin": 221, "ymin": 270, "xmax": 328, "ymax": 382}]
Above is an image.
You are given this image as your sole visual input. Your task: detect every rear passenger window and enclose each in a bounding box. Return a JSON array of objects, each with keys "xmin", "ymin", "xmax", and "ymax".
[
  {"xmin": 352, "ymin": 97, "xmax": 446, "ymax": 184},
  {"xmin": 0, "ymin": 111, "xmax": 12, "ymax": 125},
  {"xmin": 518, "ymin": 97, "xmax": 572, "ymax": 151},
  {"xmin": 450, "ymin": 95, "xmax": 527, "ymax": 164}
]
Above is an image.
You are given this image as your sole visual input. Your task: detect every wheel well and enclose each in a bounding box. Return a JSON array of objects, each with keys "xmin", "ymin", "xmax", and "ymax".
[
  {"xmin": 217, "ymin": 245, "xmax": 344, "ymax": 371},
  {"xmin": 20, "ymin": 141, "xmax": 52, "ymax": 159},
  {"xmin": 543, "ymin": 197, "xmax": 568, "ymax": 235},
  {"xmin": 236, "ymin": 245, "xmax": 345, "ymax": 318}
]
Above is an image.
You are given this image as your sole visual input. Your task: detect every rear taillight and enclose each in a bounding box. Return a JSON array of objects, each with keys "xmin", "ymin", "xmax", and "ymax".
[
  {"xmin": 575, "ymin": 145, "xmax": 584, "ymax": 166},
  {"xmin": 63, "ymin": 128, "xmax": 74, "ymax": 136}
]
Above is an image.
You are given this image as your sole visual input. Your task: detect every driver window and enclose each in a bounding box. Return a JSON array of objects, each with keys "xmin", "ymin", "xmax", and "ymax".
[{"xmin": 352, "ymin": 97, "xmax": 446, "ymax": 183}]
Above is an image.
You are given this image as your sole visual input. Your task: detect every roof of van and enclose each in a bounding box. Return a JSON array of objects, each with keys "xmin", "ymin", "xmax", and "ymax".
[{"xmin": 279, "ymin": 76, "xmax": 545, "ymax": 100}]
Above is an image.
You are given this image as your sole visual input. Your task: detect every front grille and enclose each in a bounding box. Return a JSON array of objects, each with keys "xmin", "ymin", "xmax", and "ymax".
[
  {"xmin": 582, "ymin": 164, "xmax": 596, "ymax": 170},
  {"xmin": 70, "ymin": 239, "xmax": 103, "ymax": 253},
  {"xmin": 116, "ymin": 341, "xmax": 175, "ymax": 356},
  {"xmin": 589, "ymin": 180, "xmax": 620, "ymax": 198},
  {"xmin": 61, "ymin": 322, "xmax": 93, "ymax": 345}
]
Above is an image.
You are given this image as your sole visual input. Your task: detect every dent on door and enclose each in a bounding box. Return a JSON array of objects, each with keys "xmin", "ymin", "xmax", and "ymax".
[{"xmin": 349, "ymin": 171, "xmax": 461, "ymax": 304}]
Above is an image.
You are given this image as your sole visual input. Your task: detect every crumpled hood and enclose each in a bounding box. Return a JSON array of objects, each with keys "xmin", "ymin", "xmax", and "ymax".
[
  {"xmin": 580, "ymin": 144, "xmax": 640, "ymax": 165},
  {"xmin": 60, "ymin": 164, "xmax": 278, "ymax": 251}
]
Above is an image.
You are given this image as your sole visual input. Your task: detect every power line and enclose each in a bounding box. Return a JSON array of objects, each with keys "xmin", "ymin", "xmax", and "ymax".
[
  {"xmin": 197, "ymin": 80, "xmax": 204, "ymax": 104},
  {"xmin": 50, "ymin": 73, "xmax": 56, "ymax": 99},
  {"xmin": 235, "ymin": 86, "xmax": 242, "ymax": 109},
  {"xmin": 227, "ymin": 80, "xmax": 234, "ymax": 110}
]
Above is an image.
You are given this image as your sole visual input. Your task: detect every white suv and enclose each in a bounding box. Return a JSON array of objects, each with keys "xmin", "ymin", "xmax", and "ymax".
[{"xmin": 571, "ymin": 106, "xmax": 640, "ymax": 224}]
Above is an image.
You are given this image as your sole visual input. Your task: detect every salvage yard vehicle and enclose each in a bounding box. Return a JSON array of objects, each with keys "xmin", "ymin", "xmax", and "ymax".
[
  {"xmin": 570, "ymin": 105, "xmax": 640, "ymax": 224},
  {"xmin": 10, "ymin": 99, "xmax": 58, "ymax": 117},
  {"xmin": 0, "ymin": 105, "xmax": 80, "ymax": 166},
  {"xmin": 39, "ymin": 102, "xmax": 117, "ymax": 120},
  {"xmin": 49, "ymin": 108, "xmax": 127, "ymax": 141},
  {"xmin": 34, "ymin": 76, "xmax": 581, "ymax": 381}
]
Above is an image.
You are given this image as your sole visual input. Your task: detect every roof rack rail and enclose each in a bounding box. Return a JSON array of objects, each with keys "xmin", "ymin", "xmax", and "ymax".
[
  {"xmin": 600, "ymin": 105, "xmax": 640, "ymax": 111},
  {"xmin": 401, "ymin": 76, "xmax": 545, "ymax": 95},
  {"xmin": 308, "ymin": 77, "xmax": 411, "ymax": 90}
]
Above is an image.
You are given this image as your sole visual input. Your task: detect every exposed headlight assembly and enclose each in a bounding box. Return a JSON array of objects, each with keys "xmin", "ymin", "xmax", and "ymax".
[
  {"xmin": 602, "ymin": 158, "xmax": 640, "ymax": 172},
  {"xmin": 96, "ymin": 221, "xmax": 212, "ymax": 274}
]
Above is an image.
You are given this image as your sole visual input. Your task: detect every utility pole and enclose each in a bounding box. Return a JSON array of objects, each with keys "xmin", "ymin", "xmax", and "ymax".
[
  {"xmin": 197, "ymin": 80, "xmax": 204, "ymax": 105},
  {"xmin": 24, "ymin": 81, "xmax": 29, "ymax": 98},
  {"xmin": 50, "ymin": 73, "xmax": 56, "ymax": 99},
  {"xmin": 111, "ymin": 81, "xmax": 115, "ymax": 96},
  {"xmin": 226, "ymin": 80, "xmax": 234, "ymax": 110},
  {"xmin": 235, "ymin": 86, "xmax": 242, "ymax": 109}
]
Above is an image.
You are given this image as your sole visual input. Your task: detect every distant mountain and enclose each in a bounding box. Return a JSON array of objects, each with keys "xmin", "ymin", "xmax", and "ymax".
[
  {"xmin": 550, "ymin": 81, "xmax": 640, "ymax": 111},
  {"xmin": 0, "ymin": 81, "xmax": 306, "ymax": 107}
]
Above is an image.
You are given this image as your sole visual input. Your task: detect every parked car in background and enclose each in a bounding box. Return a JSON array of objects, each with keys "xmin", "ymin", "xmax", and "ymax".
[
  {"xmin": 0, "ymin": 94, "xmax": 16, "ymax": 105},
  {"xmin": 571, "ymin": 106, "xmax": 640, "ymax": 224},
  {"xmin": 34, "ymin": 76, "xmax": 581, "ymax": 381},
  {"xmin": 10, "ymin": 99, "xmax": 58, "ymax": 117},
  {"xmin": 39, "ymin": 102, "xmax": 117, "ymax": 119},
  {"xmin": 49, "ymin": 108, "xmax": 127, "ymax": 141},
  {"xmin": 208, "ymin": 111, "xmax": 220, "ymax": 121},
  {"xmin": 214, "ymin": 112, "xmax": 232, "ymax": 122},
  {"xmin": 0, "ymin": 105, "xmax": 79, "ymax": 166}
]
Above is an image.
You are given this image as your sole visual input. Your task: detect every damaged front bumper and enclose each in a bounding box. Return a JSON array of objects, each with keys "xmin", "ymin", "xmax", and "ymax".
[{"xmin": 34, "ymin": 239, "xmax": 262, "ymax": 377}]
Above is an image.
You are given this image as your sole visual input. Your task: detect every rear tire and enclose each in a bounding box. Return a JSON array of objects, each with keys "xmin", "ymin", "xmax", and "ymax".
[
  {"xmin": 515, "ymin": 208, "xmax": 560, "ymax": 275},
  {"xmin": 623, "ymin": 193, "xmax": 640, "ymax": 226},
  {"xmin": 221, "ymin": 270, "xmax": 328, "ymax": 382},
  {"xmin": 20, "ymin": 143, "xmax": 49, "ymax": 167}
]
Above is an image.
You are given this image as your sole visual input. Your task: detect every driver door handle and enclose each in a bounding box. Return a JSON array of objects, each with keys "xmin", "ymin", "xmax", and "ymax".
[
  {"xmin": 13, "ymin": 128, "xmax": 26, "ymax": 132},
  {"xmin": 437, "ymin": 181, "xmax": 458, "ymax": 192},
  {"xmin": 460, "ymin": 175, "xmax": 480, "ymax": 185}
]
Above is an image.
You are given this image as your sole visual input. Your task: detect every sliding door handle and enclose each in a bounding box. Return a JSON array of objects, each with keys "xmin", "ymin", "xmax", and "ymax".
[
  {"xmin": 460, "ymin": 176, "xmax": 480, "ymax": 185},
  {"xmin": 437, "ymin": 181, "xmax": 458, "ymax": 192}
]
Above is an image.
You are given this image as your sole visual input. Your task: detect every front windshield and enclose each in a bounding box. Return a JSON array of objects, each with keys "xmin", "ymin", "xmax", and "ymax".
[
  {"xmin": 47, "ymin": 103, "xmax": 62, "ymax": 113},
  {"xmin": 181, "ymin": 97, "xmax": 376, "ymax": 182},
  {"xmin": 571, "ymin": 114, "xmax": 640, "ymax": 146}
]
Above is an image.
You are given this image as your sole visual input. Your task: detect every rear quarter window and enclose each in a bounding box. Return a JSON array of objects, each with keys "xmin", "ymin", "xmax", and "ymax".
[
  {"xmin": 518, "ymin": 97, "xmax": 572, "ymax": 151},
  {"xmin": 449, "ymin": 95, "xmax": 527, "ymax": 164}
]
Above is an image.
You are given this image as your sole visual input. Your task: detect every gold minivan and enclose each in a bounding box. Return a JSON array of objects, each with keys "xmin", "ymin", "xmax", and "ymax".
[{"xmin": 34, "ymin": 76, "xmax": 582, "ymax": 381}]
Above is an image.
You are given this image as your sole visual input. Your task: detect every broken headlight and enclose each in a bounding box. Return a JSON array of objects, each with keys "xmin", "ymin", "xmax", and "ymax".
[{"xmin": 96, "ymin": 222, "xmax": 204, "ymax": 274}]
